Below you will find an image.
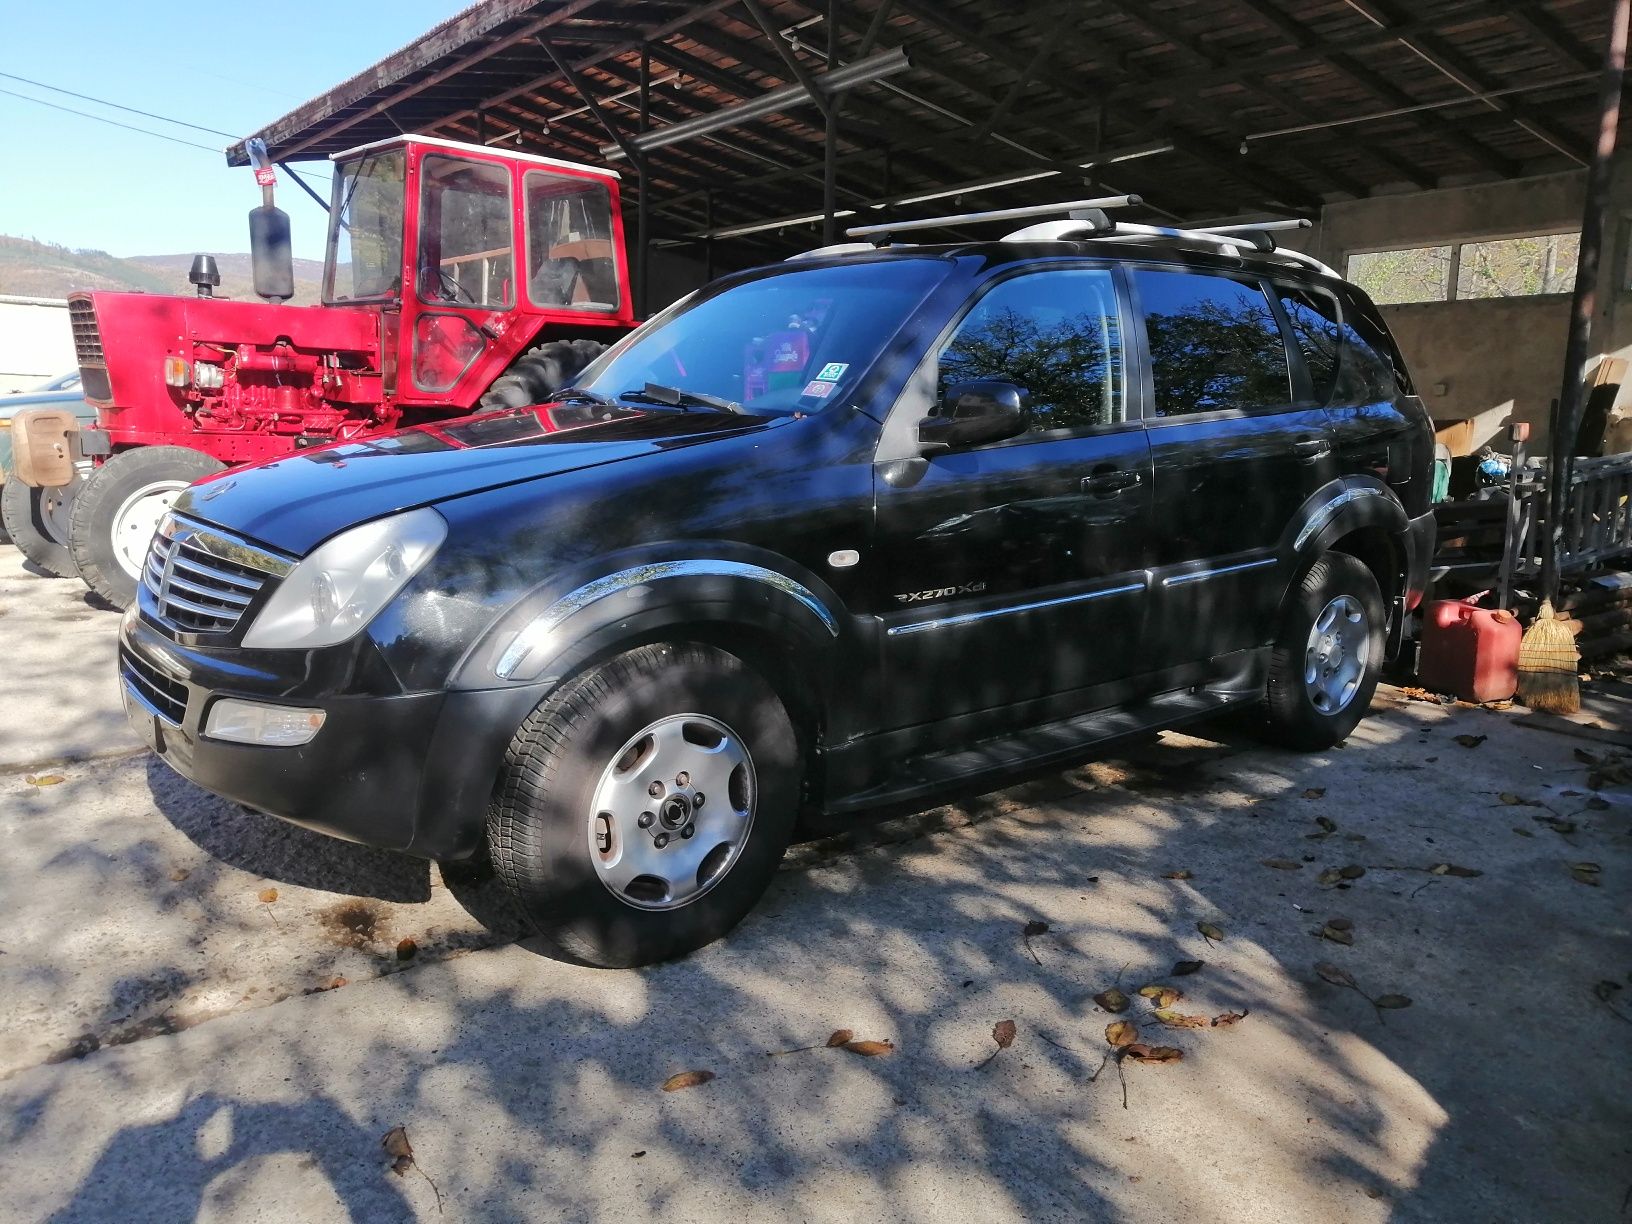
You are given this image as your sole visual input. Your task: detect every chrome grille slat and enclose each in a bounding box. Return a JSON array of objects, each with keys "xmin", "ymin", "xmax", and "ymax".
[
  {"xmin": 142, "ymin": 515, "xmax": 287, "ymax": 636},
  {"xmin": 120, "ymin": 646, "xmax": 186, "ymax": 724}
]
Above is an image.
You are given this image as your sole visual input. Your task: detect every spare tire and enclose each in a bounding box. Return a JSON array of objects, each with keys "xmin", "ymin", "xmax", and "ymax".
[
  {"xmin": 1, "ymin": 477, "xmax": 78, "ymax": 578},
  {"xmin": 479, "ymin": 339, "xmax": 607, "ymax": 410}
]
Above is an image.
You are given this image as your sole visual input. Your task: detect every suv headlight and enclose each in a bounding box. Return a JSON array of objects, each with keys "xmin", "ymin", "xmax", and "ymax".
[{"xmin": 242, "ymin": 507, "xmax": 447, "ymax": 649}]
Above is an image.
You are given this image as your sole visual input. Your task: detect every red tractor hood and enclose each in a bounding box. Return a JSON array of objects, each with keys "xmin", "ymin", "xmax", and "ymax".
[{"xmin": 171, "ymin": 402, "xmax": 768, "ymax": 557}]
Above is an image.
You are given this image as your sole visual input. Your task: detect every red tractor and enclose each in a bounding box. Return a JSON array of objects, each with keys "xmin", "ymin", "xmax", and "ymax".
[{"xmin": 5, "ymin": 135, "xmax": 634, "ymax": 605}]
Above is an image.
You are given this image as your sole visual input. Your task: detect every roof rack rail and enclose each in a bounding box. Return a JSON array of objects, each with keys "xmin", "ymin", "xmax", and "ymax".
[
  {"xmin": 843, "ymin": 195, "xmax": 1142, "ymax": 245},
  {"xmin": 1002, "ymin": 214, "xmax": 1338, "ymax": 278}
]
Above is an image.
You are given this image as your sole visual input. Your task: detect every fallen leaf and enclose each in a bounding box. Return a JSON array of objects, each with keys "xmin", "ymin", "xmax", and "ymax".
[
  {"xmin": 1570, "ymin": 861, "xmax": 1602, "ymax": 874},
  {"xmin": 1585, "ymin": 796, "xmax": 1611, "ymax": 811},
  {"xmin": 381, "ymin": 1125, "xmax": 414, "ymax": 1176},
  {"xmin": 1512, "ymin": 827, "xmax": 1534, "ymax": 838},
  {"xmin": 1172, "ymin": 960, "xmax": 1204, "ymax": 976},
  {"xmin": 1023, "ymin": 920, "xmax": 1049, "ymax": 938},
  {"xmin": 1152, "ymin": 1008, "xmax": 1208, "ymax": 1028},
  {"xmin": 1573, "ymin": 748, "xmax": 1599, "ymax": 765},
  {"xmin": 25, "ymin": 774, "xmax": 65, "ymax": 787},
  {"xmin": 258, "ymin": 887, "xmax": 279, "ymax": 904},
  {"xmin": 843, "ymin": 1039, "xmax": 895, "ymax": 1057},
  {"xmin": 1197, "ymin": 921, "xmax": 1225, "ymax": 942},
  {"xmin": 396, "ymin": 938, "xmax": 417, "ymax": 961},
  {"xmin": 1374, "ymin": 994, "xmax": 1412, "ymax": 1009},
  {"xmin": 1138, "ymin": 984, "xmax": 1182, "ymax": 1008},
  {"xmin": 1317, "ymin": 868, "xmax": 1343, "ymax": 886},
  {"xmin": 1542, "ymin": 817, "xmax": 1578, "ymax": 835},
  {"xmin": 1302, "ymin": 788, "xmax": 1326, "ymax": 800},
  {"xmin": 662, "ymin": 1070, "xmax": 716, "ymax": 1091},
  {"xmin": 1324, "ymin": 916, "xmax": 1353, "ymax": 931},
  {"xmin": 1338, "ymin": 864, "xmax": 1366, "ymax": 880},
  {"xmin": 1453, "ymin": 734, "xmax": 1487, "ymax": 749},
  {"xmin": 1498, "ymin": 792, "xmax": 1524, "ymax": 806},
  {"xmin": 1593, "ymin": 980, "xmax": 1622, "ymax": 1001},
  {"xmin": 1124, "ymin": 1044, "xmax": 1183, "ymax": 1063},
  {"xmin": 168, "ymin": 868, "xmax": 191, "ymax": 883},
  {"xmin": 1321, "ymin": 924, "xmax": 1354, "ymax": 945},
  {"xmin": 1163, "ymin": 869, "xmax": 1194, "ymax": 880},
  {"xmin": 1427, "ymin": 863, "xmax": 1481, "ymax": 877},
  {"xmin": 992, "ymin": 1019, "xmax": 1017, "ymax": 1049},
  {"xmin": 1211, "ymin": 1009, "xmax": 1250, "ymax": 1027},
  {"xmin": 1316, "ymin": 816, "xmax": 1338, "ymax": 833},
  {"xmin": 1261, "ymin": 858, "xmax": 1302, "ymax": 870},
  {"xmin": 826, "ymin": 1029, "xmax": 854, "ymax": 1047},
  {"xmin": 1571, "ymin": 867, "xmax": 1601, "ymax": 886},
  {"xmin": 1315, "ymin": 962, "xmax": 1355, "ymax": 988},
  {"xmin": 631, "ymin": 1151, "xmax": 646, "ymax": 1158},
  {"xmin": 1106, "ymin": 1020, "xmax": 1138, "ymax": 1048},
  {"xmin": 1094, "ymin": 988, "xmax": 1130, "ymax": 1013}
]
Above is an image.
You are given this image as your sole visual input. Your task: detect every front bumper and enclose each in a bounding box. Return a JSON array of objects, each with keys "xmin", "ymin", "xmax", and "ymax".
[
  {"xmin": 1404, "ymin": 509, "xmax": 1436, "ymax": 611},
  {"xmin": 119, "ymin": 612, "xmax": 549, "ymax": 860}
]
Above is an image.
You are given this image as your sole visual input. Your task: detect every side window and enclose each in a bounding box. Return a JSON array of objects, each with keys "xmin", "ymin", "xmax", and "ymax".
[
  {"xmin": 418, "ymin": 156, "xmax": 513, "ymax": 309},
  {"xmin": 524, "ymin": 170, "xmax": 621, "ymax": 310},
  {"xmin": 1133, "ymin": 270, "xmax": 1292, "ymax": 416},
  {"xmin": 937, "ymin": 268, "xmax": 1125, "ymax": 433},
  {"xmin": 1340, "ymin": 290, "xmax": 1412, "ymax": 399},
  {"xmin": 1276, "ymin": 287, "xmax": 1342, "ymax": 405}
]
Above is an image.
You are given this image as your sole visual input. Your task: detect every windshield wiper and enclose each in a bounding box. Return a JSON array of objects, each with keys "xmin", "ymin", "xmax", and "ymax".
[
  {"xmin": 551, "ymin": 386, "xmax": 616, "ymax": 407},
  {"xmin": 621, "ymin": 382, "xmax": 749, "ymax": 415}
]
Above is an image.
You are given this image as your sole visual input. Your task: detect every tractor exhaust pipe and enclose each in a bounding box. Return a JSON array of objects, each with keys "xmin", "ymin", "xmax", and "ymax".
[{"xmin": 245, "ymin": 137, "xmax": 295, "ymax": 303}]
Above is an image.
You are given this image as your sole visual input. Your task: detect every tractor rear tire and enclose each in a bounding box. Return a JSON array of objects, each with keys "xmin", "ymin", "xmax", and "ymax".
[
  {"xmin": 69, "ymin": 446, "xmax": 225, "ymax": 609},
  {"xmin": 479, "ymin": 339, "xmax": 607, "ymax": 410},
  {"xmin": 1, "ymin": 477, "xmax": 77, "ymax": 578}
]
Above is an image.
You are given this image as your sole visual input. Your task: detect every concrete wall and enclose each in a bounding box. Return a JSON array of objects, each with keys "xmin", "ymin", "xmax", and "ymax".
[
  {"xmin": 0, "ymin": 298, "xmax": 75, "ymax": 393},
  {"xmin": 1307, "ymin": 156, "xmax": 1632, "ymax": 456}
]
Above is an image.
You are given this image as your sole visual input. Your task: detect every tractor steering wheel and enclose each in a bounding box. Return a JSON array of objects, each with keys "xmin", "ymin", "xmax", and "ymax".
[{"xmin": 425, "ymin": 265, "xmax": 475, "ymax": 304}]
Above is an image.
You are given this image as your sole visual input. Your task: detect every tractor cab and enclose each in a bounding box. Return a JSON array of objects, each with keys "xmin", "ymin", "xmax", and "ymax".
[{"xmin": 322, "ymin": 135, "xmax": 633, "ymax": 409}]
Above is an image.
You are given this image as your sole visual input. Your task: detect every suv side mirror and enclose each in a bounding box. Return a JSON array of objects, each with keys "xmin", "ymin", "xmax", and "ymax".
[{"xmin": 919, "ymin": 380, "xmax": 1029, "ymax": 450}]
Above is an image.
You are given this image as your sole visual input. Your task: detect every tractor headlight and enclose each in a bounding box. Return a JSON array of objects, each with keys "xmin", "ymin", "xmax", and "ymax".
[
  {"xmin": 242, "ymin": 508, "xmax": 446, "ymax": 649},
  {"xmin": 163, "ymin": 356, "xmax": 191, "ymax": 387}
]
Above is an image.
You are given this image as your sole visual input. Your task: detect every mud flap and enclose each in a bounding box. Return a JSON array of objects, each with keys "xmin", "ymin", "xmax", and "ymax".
[{"xmin": 9, "ymin": 408, "xmax": 80, "ymax": 487}]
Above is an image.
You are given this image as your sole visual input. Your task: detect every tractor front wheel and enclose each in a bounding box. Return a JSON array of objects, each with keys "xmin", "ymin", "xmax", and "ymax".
[
  {"xmin": 1, "ymin": 477, "xmax": 78, "ymax": 578},
  {"xmin": 69, "ymin": 446, "xmax": 225, "ymax": 608}
]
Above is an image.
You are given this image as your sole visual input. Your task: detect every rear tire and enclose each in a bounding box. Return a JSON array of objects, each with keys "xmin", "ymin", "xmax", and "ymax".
[
  {"xmin": 1, "ymin": 477, "xmax": 77, "ymax": 578},
  {"xmin": 489, "ymin": 642, "xmax": 799, "ymax": 967},
  {"xmin": 479, "ymin": 339, "xmax": 607, "ymax": 410},
  {"xmin": 68, "ymin": 446, "xmax": 225, "ymax": 608},
  {"xmin": 1264, "ymin": 552, "xmax": 1386, "ymax": 750}
]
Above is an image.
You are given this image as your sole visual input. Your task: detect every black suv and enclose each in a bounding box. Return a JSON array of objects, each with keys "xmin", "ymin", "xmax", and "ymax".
[{"xmin": 119, "ymin": 210, "xmax": 1434, "ymax": 967}]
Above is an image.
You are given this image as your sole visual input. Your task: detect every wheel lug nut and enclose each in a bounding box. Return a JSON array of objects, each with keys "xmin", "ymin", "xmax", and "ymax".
[
  {"xmin": 676, "ymin": 770, "xmax": 690, "ymax": 786},
  {"xmin": 693, "ymin": 792, "xmax": 705, "ymax": 807},
  {"xmin": 648, "ymin": 781, "xmax": 663, "ymax": 798},
  {"xmin": 638, "ymin": 811, "xmax": 654, "ymax": 829},
  {"xmin": 654, "ymin": 832, "xmax": 669, "ymax": 849},
  {"xmin": 681, "ymin": 824, "xmax": 695, "ymax": 839}
]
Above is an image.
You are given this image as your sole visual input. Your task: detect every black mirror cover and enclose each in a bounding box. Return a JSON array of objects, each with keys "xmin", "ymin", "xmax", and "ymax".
[
  {"xmin": 919, "ymin": 379, "xmax": 1029, "ymax": 449},
  {"xmin": 248, "ymin": 204, "xmax": 295, "ymax": 302}
]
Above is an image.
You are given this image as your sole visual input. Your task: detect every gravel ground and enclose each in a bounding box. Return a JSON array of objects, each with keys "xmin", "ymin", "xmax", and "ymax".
[{"xmin": 0, "ymin": 542, "xmax": 1628, "ymax": 1224}]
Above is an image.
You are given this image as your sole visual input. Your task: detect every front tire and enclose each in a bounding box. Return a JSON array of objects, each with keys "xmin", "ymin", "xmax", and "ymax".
[
  {"xmin": 489, "ymin": 642, "xmax": 799, "ymax": 967},
  {"xmin": 479, "ymin": 339, "xmax": 607, "ymax": 410},
  {"xmin": 1264, "ymin": 552, "xmax": 1386, "ymax": 750},
  {"xmin": 1, "ymin": 477, "xmax": 77, "ymax": 578},
  {"xmin": 68, "ymin": 446, "xmax": 225, "ymax": 608}
]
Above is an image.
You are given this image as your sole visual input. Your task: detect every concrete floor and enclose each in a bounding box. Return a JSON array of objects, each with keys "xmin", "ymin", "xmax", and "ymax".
[{"xmin": 0, "ymin": 542, "xmax": 1628, "ymax": 1224}]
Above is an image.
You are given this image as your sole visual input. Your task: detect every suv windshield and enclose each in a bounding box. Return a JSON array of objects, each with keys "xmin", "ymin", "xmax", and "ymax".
[
  {"xmin": 580, "ymin": 259, "xmax": 951, "ymax": 415},
  {"xmin": 324, "ymin": 150, "xmax": 406, "ymax": 303}
]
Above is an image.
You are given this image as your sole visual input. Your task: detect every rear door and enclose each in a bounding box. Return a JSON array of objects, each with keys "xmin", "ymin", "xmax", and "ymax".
[
  {"xmin": 1131, "ymin": 267, "xmax": 1340, "ymax": 668},
  {"xmin": 873, "ymin": 265, "xmax": 1154, "ymax": 730}
]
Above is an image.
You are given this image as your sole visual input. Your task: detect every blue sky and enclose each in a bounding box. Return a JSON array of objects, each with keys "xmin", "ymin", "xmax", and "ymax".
[{"xmin": 0, "ymin": 1, "xmax": 466, "ymax": 261}]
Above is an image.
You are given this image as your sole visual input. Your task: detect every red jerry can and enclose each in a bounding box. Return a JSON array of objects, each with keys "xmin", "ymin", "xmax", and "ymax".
[{"xmin": 1417, "ymin": 594, "xmax": 1522, "ymax": 704}]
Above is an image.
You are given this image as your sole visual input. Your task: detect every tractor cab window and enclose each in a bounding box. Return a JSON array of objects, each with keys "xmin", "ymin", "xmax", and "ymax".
[
  {"xmin": 324, "ymin": 150, "xmax": 405, "ymax": 303},
  {"xmin": 418, "ymin": 156, "xmax": 513, "ymax": 310},
  {"xmin": 524, "ymin": 170, "xmax": 620, "ymax": 311}
]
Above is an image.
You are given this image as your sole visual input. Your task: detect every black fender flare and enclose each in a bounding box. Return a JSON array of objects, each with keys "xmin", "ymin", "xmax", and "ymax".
[
  {"xmin": 1282, "ymin": 475, "xmax": 1410, "ymax": 569},
  {"xmin": 449, "ymin": 541, "xmax": 847, "ymax": 694}
]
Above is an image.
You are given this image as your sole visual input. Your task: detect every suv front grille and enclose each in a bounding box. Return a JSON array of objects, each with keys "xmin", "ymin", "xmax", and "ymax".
[
  {"xmin": 120, "ymin": 645, "xmax": 187, "ymax": 724},
  {"xmin": 142, "ymin": 517, "xmax": 292, "ymax": 636},
  {"xmin": 68, "ymin": 297, "xmax": 104, "ymax": 364}
]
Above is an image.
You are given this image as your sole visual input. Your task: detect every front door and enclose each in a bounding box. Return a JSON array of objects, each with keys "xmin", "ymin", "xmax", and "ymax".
[
  {"xmin": 873, "ymin": 266, "xmax": 1153, "ymax": 730},
  {"xmin": 1128, "ymin": 267, "xmax": 1340, "ymax": 667}
]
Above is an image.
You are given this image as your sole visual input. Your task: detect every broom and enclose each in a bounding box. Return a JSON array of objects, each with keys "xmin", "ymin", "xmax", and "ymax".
[
  {"xmin": 1516, "ymin": 598, "xmax": 1579, "ymax": 713},
  {"xmin": 1517, "ymin": 0, "xmax": 1627, "ymax": 715}
]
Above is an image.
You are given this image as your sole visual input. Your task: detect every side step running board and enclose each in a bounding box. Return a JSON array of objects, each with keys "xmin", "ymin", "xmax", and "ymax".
[{"xmin": 825, "ymin": 687, "xmax": 1247, "ymax": 816}]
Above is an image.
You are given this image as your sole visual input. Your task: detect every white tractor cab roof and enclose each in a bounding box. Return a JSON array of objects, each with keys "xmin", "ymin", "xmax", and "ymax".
[{"xmin": 329, "ymin": 134, "xmax": 622, "ymax": 182}]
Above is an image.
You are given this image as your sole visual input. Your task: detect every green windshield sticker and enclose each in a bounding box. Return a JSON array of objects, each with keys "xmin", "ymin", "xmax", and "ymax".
[{"xmin": 816, "ymin": 362, "xmax": 849, "ymax": 381}]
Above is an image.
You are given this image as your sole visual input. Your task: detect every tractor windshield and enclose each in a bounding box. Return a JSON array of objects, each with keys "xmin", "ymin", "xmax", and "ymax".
[{"xmin": 324, "ymin": 150, "xmax": 406, "ymax": 303}]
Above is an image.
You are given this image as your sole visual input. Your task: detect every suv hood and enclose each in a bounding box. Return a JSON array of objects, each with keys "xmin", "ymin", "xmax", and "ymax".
[{"xmin": 172, "ymin": 403, "xmax": 766, "ymax": 556}]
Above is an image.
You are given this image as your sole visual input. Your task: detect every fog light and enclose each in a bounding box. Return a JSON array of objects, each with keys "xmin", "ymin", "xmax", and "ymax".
[
  {"xmin": 162, "ymin": 355, "xmax": 191, "ymax": 388},
  {"xmin": 204, "ymin": 698, "xmax": 326, "ymax": 746}
]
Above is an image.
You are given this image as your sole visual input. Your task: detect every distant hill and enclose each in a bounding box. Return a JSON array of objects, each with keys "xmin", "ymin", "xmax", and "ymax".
[{"xmin": 0, "ymin": 235, "xmax": 325, "ymax": 304}]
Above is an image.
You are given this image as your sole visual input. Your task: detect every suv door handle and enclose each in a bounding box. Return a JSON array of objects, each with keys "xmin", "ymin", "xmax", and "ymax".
[
  {"xmin": 1294, "ymin": 438, "xmax": 1332, "ymax": 460},
  {"xmin": 1082, "ymin": 469, "xmax": 1143, "ymax": 495}
]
